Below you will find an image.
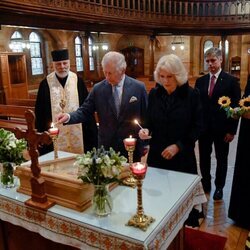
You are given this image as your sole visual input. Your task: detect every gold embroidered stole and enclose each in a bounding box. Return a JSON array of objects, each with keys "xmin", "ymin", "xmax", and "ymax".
[{"xmin": 47, "ymin": 71, "xmax": 84, "ymax": 154}]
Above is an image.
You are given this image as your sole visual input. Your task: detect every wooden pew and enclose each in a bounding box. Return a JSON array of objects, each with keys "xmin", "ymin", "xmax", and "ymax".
[
  {"xmin": 7, "ymin": 98, "xmax": 36, "ymax": 107},
  {"xmin": 0, "ymin": 104, "xmax": 35, "ymax": 132}
]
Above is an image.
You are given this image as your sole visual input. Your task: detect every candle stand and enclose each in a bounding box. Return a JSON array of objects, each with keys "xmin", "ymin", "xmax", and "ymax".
[
  {"xmin": 123, "ymin": 139, "xmax": 137, "ymax": 188},
  {"xmin": 127, "ymin": 166, "xmax": 155, "ymax": 231},
  {"xmin": 50, "ymin": 134, "xmax": 58, "ymax": 160}
]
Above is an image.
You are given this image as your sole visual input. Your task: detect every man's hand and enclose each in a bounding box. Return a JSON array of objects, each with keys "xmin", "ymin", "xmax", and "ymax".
[
  {"xmin": 161, "ymin": 144, "xmax": 179, "ymax": 160},
  {"xmin": 138, "ymin": 128, "xmax": 152, "ymax": 140},
  {"xmin": 56, "ymin": 113, "xmax": 70, "ymax": 124},
  {"xmin": 224, "ymin": 133, "xmax": 234, "ymax": 143}
]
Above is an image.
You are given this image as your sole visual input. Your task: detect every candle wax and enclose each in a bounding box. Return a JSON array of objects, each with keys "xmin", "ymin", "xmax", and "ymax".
[
  {"xmin": 49, "ymin": 127, "xmax": 59, "ymax": 135},
  {"xmin": 131, "ymin": 162, "xmax": 147, "ymax": 176},
  {"xmin": 124, "ymin": 136, "xmax": 136, "ymax": 146}
]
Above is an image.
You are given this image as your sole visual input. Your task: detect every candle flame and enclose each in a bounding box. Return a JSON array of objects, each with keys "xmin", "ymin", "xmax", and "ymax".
[
  {"xmin": 129, "ymin": 135, "xmax": 132, "ymax": 138},
  {"xmin": 134, "ymin": 119, "xmax": 143, "ymax": 129},
  {"xmin": 51, "ymin": 122, "xmax": 54, "ymax": 128}
]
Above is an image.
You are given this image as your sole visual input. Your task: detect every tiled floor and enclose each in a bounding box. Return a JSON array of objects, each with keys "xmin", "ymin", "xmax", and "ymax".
[{"xmin": 196, "ymin": 127, "xmax": 249, "ymax": 249}]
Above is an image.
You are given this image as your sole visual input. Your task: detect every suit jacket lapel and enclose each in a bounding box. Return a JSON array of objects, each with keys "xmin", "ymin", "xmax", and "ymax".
[
  {"xmin": 214, "ymin": 71, "xmax": 224, "ymax": 91},
  {"xmin": 204, "ymin": 74, "xmax": 210, "ymax": 95}
]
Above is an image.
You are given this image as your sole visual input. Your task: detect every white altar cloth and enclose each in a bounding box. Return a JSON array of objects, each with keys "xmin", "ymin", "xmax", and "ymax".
[{"xmin": 0, "ymin": 152, "xmax": 205, "ymax": 250}]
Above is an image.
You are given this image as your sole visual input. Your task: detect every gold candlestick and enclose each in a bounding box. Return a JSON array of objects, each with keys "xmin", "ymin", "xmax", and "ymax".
[
  {"xmin": 123, "ymin": 137, "xmax": 137, "ymax": 188},
  {"xmin": 50, "ymin": 134, "xmax": 58, "ymax": 159},
  {"xmin": 126, "ymin": 163, "xmax": 155, "ymax": 231},
  {"xmin": 48, "ymin": 123, "xmax": 59, "ymax": 160}
]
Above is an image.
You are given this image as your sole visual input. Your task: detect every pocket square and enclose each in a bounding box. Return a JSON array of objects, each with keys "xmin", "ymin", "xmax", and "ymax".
[{"xmin": 129, "ymin": 96, "xmax": 138, "ymax": 103}]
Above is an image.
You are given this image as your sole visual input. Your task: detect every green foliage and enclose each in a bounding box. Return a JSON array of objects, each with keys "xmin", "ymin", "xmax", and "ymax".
[
  {"xmin": 222, "ymin": 106, "xmax": 246, "ymax": 119},
  {"xmin": 76, "ymin": 146, "xmax": 127, "ymax": 185},
  {"xmin": 0, "ymin": 128, "xmax": 27, "ymax": 165}
]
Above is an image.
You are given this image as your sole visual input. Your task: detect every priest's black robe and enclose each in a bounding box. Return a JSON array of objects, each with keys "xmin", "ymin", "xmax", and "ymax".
[
  {"xmin": 228, "ymin": 79, "xmax": 250, "ymax": 229},
  {"xmin": 35, "ymin": 76, "xmax": 98, "ymax": 155}
]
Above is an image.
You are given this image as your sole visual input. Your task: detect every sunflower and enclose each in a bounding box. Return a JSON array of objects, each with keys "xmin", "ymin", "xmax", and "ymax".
[
  {"xmin": 239, "ymin": 96, "xmax": 250, "ymax": 111},
  {"xmin": 218, "ymin": 96, "xmax": 231, "ymax": 107}
]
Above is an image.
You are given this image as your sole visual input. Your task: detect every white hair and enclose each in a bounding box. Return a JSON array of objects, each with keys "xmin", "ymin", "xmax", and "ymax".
[
  {"xmin": 154, "ymin": 54, "xmax": 188, "ymax": 86},
  {"xmin": 101, "ymin": 51, "xmax": 127, "ymax": 73}
]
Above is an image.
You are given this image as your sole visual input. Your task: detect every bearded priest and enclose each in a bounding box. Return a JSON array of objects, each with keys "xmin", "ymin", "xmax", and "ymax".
[{"xmin": 35, "ymin": 48, "xmax": 97, "ymax": 155}]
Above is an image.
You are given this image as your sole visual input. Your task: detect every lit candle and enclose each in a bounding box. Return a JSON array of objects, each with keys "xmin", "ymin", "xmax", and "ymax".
[
  {"xmin": 124, "ymin": 135, "xmax": 137, "ymax": 147},
  {"xmin": 130, "ymin": 162, "xmax": 147, "ymax": 176},
  {"xmin": 48, "ymin": 122, "xmax": 59, "ymax": 136}
]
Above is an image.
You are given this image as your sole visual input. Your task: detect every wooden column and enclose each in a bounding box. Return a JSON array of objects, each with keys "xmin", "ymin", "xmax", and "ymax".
[
  {"xmin": 14, "ymin": 110, "xmax": 54, "ymax": 210},
  {"xmin": 221, "ymin": 35, "xmax": 227, "ymax": 71},
  {"xmin": 149, "ymin": 35, "xmax": 155, "ymax": 81},
  {"xmin": 83, "ymin": 32, "xmax": 90, "ymax": 81}
]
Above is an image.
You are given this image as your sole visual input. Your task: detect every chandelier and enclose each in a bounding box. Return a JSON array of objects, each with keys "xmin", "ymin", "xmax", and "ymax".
[
  {"xmin": 171, "ymin": 36, "xmax": 185, "ymax": 51},
  {"xmin": 92, "ymin": 32, "xmax": 109, "ymax": 51}
]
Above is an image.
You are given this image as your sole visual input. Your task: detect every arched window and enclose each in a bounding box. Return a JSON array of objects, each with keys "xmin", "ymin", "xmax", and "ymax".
[
  {"xmin": 75, "ymin": 36, "xmax": 83, "ymax": 72},
  {"xmin": 88, "ymin": 37, "xmax": 95, "ymax": 71},
  {"xmin": 9, "ymin": 31, "xmax": 24, "ymax": 52},
  {"xmin": 29, "ymin": 32, "xmax": 43, "ymax": 75},
  {"xmin": 203, "ymin": 40, "xmax": 214, "ymax": 71}
]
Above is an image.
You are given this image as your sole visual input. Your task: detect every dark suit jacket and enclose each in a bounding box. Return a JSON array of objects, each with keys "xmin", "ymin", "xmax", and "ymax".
[
  {"xmin": 195, "ymin": 71, "xmax": 241, "ymax": 135},
  {"xmin": 68, "ymin": 75, "xmax": 148, "ymax": 159}
]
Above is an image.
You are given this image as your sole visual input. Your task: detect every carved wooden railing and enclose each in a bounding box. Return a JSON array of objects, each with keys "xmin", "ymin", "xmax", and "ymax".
[{"xmin": 1, "ymin": 0, "xmax": 250, "ymax": 34}]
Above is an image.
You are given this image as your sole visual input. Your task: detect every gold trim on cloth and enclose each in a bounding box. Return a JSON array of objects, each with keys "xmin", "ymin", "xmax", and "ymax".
[{"xmin": 47, "ymin": 71, "xmax": 84, "ymax": 154}]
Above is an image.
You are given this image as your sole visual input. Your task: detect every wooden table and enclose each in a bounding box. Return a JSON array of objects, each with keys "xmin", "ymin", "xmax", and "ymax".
[{"xmin": 0, "ymin": 152, "xmax": 205, "ymax": 250}]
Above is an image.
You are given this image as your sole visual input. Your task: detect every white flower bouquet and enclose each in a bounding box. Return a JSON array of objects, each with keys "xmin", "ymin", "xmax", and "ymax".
[
  {"xmin": 0, "ymin": 128, "xmax": 27, "ymax": 165},
  {"xmin": 76, "ymin": 146, "xmax": 127, "ymax": 185},
  {"xmin": 76, "ymin": 146, "xmax": 127, "ymax": 216}
]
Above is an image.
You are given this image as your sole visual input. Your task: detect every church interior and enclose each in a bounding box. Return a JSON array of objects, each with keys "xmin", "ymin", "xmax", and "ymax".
[{"xmin": 0, "ymin": 1, "xmax": 250, "ymax": 249}]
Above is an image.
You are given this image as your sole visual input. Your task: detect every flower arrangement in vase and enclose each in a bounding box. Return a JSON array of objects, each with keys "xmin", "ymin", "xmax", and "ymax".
[
  {"xmin": 0, "ymin": 128, "xmax": 27, "ymax": 188},
  {"xmin": 75, "ymin": 146, "xmax": 127, "ymax": 216}
]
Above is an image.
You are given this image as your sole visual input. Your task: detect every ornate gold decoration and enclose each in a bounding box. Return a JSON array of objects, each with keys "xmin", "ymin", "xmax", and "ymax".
[
  {"xmin": 126, "ymin": 169, "xmax": 155, "ymax": 231},
  {"xmin": 123, "ymin": 138, "xmax": 137, "ymax": 188}
]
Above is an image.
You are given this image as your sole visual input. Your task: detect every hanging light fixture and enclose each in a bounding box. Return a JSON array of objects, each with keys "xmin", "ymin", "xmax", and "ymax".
[
  {"xmin": 92, "ymin": 32, "xmax": 109, "ymax": 51},
  {"xmin": 171, "ymin": 36, "xmax": 185, "ymax": 51}
]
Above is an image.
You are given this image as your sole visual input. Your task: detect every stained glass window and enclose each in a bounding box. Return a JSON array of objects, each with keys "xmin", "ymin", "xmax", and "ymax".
[
  {"xmin": 88, "ymin": 37, "xmax": 95, "ymax": 71},
  {"xmin": 75, "ymin": 36, "xmax": 83, "ymax": 72},
  {"xmin": 9, "ymin": 31, "xmax": 24, "ymax": 52},
  {"xmin": 29, "ymin": 32, "xmax": 43, "ymax": 75}
]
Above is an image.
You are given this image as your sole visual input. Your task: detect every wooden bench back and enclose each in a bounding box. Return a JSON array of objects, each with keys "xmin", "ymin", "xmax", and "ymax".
[
  {"xmin": 7, "ymin": 98, "xmax": 36, "ymax": 107},
  {"xmin": 0, "ymin": 104, "xmax": 35, "ymax": 132},
  {"xmin": 0, "ymin": 105, "xmax": 35, "ymax": 119}
]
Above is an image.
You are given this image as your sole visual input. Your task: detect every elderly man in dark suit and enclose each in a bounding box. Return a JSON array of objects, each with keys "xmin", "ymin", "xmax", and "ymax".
[
  {"xmin": 195, "ymin": 47, "xmax": 241, "ymax": 200},
  {"xmin": 57, "ymin": 51, "xmax": 148, "ymax": 161}
]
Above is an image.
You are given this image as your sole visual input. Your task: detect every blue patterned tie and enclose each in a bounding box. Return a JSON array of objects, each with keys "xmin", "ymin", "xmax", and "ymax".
[{"xmin": 113, "ymin": 85, "xmax": 120, "ymax": 117}]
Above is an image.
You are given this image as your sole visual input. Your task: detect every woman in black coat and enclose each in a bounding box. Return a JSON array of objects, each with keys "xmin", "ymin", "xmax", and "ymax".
[
  {"xmin": 139, "ymin": 54, "xmax": 203, "ymax": 174},
  {"xmin": 139, "ymin": 54, "xmax": 204, "ymax": 227}
]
